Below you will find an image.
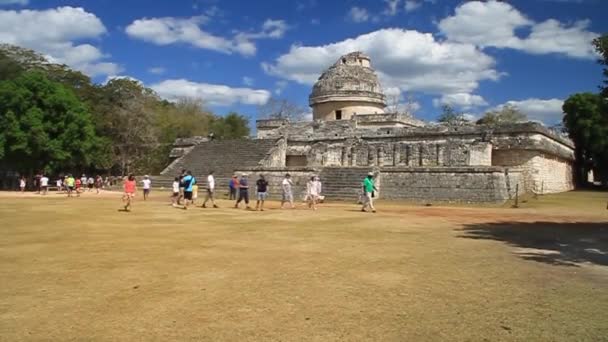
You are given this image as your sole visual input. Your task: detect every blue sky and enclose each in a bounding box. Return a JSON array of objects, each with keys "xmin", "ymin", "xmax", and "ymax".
[{"xmin": 0, "ymin": 0, "xmax": 606, "ymax": 126}]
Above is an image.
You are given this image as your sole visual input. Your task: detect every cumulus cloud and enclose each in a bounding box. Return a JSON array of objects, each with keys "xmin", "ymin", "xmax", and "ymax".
[
  {"xmin": 0, "ymin": 6, "xmax": 121, "ymax": 76},
  {"xmin": 439, "ymin": 0, "xmax": 599, "ymax": 59},
  {"xmin": 348, "ymin": 7, "xmax": 370, "ymax": 23},
  {"xmin": 150, "ymin": 79, "xmax": 271, "ymax": 106},
  {"xmin": 492, "ymin": 98, "xmax": 565, "ymax": 124},
  {"xmin": 262, "ymin": 28, "xmax": 501, "ymax": 99},
  {"xmin": 126, "ymin": 16, "xmax": 288, "ymax": 56},
  {"xmin": 433, "ymin": 93, "xmax": 488, "ymax": 110}
]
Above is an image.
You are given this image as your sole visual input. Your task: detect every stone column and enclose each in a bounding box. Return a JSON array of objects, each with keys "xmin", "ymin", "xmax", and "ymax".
[
  {"xmin": 393, "ymin": 144, "xmax": 400, "ymax": 166},
  {"xmin": 378, "ymin": 146, "xmax": 384, "ymax": 167}
]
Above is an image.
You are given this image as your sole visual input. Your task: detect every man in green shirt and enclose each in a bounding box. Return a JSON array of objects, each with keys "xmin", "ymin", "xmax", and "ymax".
[{"xmin": 361, "ymin": 172, "xmax": 377, "ymax": 213}]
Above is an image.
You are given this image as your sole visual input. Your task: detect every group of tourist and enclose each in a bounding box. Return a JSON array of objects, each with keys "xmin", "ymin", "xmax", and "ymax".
[
  {"xmin": 20, "ymin": 173, "xmax": 103, "ymax": 197},
  {"xmin": 120, "ymin": 169, "xmax": 377, "ymax": 213}
]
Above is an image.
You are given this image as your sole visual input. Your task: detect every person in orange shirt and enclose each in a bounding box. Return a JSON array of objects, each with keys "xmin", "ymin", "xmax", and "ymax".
[{"xmin": 122, "ymin": 174, "xmax": 137, "ymax": 211}]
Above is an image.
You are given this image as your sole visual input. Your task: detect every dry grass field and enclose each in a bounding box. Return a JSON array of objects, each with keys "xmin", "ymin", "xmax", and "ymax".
[{"xmin": 0, "ymin": 190, "xmax": 607, "ymax": 341}]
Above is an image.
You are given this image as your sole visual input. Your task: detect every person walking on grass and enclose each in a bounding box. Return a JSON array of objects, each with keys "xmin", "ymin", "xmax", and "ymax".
[
  {"xmin": 306, "ymin": 176, "xmax": 318, "ymax": 210},
  {"xmin": 171, "ymin": 177, "xmax": 180, "ymax": 207},
  {"xmin": 255, "ymin": 174, "xmax": 269, "ymax": 211},
  {"xmin": 229, "ymin": 174, "xmax": 238, "ymax": 200},
  {"xmin": 95, "ymin": 175, "xmax": 102, "ymax": 194},
  {"xmin": 202, "ymin": 171, "xmax": 219, "ymax": 208},
  {"xmin": 66, "ymin": 174, "xmax": 75, "ymax": 197},
  {"xmin": 141, "ymin": 175, "xmax": 151, "ymax": 201},
  {"xmin": 122, "ymin": 174, "xmax": 137, "ymax": 211},
  {"xmin": 87, "ymin": 176, "xmax": 94, "ymax": 192},
  {"xmin": 19, "ymin": 176, "xmax": 26, "ymax": 193},
  {"xmin": 40, "ymin": 174, "xmax": 49, "ymax": 195},
  {"xmin": 235, "ymin": 174, "xmax": 251, "ymax": 209},
  {"xmin": 281, "ymin": 173, "xmax": 295, "ymax": 209},
  {"xmin": 177, "ymin": 169, "xmax": 186, "ymax": 205},
  {"xmin": 181, "ymin": 171, "xmax": 195, "ymax": 210},
  {"xmin": 75, "ymin": 177, "xmax": 82, "ymax": 197},
  {"xmin": 361, "ymin": 172, "xmax": 377, "ymax": 213}
]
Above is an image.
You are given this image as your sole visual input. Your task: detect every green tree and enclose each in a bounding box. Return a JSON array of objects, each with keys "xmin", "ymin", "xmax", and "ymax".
[
  {"xmin": 0, "ymin": 71, "xmax": 99, "ymax": 174},
  {"xmin": 592, "ymin": 34, "xmax": 608, "ymax": 97},
  {"xmin": 562, "ymin": 93, "xmax": 608, "ymax": 185},
  {"xmin": 211, "ymin": 112, "xmax": 250, "ymax": 139},
  {"xmin": 94, "ymin": 78, "xmax": 161, "ymax": 174},
  {"xmin": 437, "ymin": 104, "xmax": 468, "ymax": 126},
  {"xmin": 476, "ymin": 104, "xmax": 527, "ymax": 125}
]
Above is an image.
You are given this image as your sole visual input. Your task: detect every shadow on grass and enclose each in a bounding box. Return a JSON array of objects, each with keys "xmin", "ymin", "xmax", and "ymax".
[{"xmin": 459, "ymin": 221, "xmax": 608, "ymax": 267}]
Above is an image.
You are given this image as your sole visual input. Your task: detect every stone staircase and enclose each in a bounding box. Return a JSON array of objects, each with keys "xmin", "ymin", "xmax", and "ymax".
[
  {"xmin": 161, "ymin": 139, "xmax": 278, "ymax": 189},
  {"xmin": 319, "ymin": 167, "xmax": 373, "ymax": 201}
]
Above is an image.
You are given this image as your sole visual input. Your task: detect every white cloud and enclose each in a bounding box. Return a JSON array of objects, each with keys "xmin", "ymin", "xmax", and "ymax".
[
  {"xmin": 492, "ymin": 98, "xmax": 564, "ymax": 124},
  {"xmin": 262, "ymin": 28, "xmax": 501, "ymax": 97},
  {"xmin": 348, "ymin": 7, "xmax": 370, "ymax": 23},
  {"xmin": 439, "ymin": 0, "xmax": 599, "ymax": 59},
  {"xmin": 0, "ymin": 0, "xmax": 28, "ymax": 5},
  {"xmin": 126, "ymin": 16, "xmax": 288, "ymax": 57},
  {"xmin": 150, "ymin": 79, "xmax": 271, "ymax": 106},
  {"xmin": 404, "ymin": 1, "xmax": 422, "ymax": 12},
  {"xmin": 274, "ymin": 80, "xmax": 288, "ymax": 95},
  {"xmin": 148, "ymin": 66, "xmax": 166, "ymax": 75},
  {"xmin": 433, "ymin": 93, "xmax": 488, "ymax": 110},
  {"xmin": 0, "ymin": 6, "xmax": 121, "ymax": 76},
  {"xmin": 242, "ymin": 76, "xmax": 254, "ymax": 86},
  {"xmin": 383, "ymin": 0, "xmax": 400, "ymax": 16}
]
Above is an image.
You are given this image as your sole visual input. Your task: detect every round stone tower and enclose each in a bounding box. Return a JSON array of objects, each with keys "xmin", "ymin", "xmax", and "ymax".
[{"xmin": 309, "ymin": 52, "xmax": 386, "ymax": 121}]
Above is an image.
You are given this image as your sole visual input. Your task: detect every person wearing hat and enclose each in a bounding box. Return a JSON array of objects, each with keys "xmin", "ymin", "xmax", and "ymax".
[
  {"xmin": 361, "ymin": 172, "xmax": 377, "ymax": 213},
  {"xmin": 281, "ymin": 173, "xmax": 295, "ymax": 209},
  {"xmin": 235, "ymin": 173, "xmax": 251, "ymax": 209},
  {"xmin": 141, "ymin": 175, "xmax": 152, "ymax": 201}
]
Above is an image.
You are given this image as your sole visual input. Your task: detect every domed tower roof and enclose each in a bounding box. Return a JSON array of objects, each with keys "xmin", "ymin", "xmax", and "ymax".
[{"xmin": 309, "ymin": 52, "xmax": 386, "ymax": 107}]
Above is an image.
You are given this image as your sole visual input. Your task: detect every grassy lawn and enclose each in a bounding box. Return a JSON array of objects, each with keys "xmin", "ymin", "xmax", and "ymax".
[{"xmin": 0, "ymin": 191, "xmax": 607, "ymax": 341}]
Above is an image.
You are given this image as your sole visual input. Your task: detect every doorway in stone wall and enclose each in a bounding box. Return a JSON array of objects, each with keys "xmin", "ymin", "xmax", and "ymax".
[
  {"xmin": 335, "ymin": 110, "xmax": 342, "ymax": 120},
  {"xmin": 286, "ymin": 155, "xmax": 307, "ymax": 167}
]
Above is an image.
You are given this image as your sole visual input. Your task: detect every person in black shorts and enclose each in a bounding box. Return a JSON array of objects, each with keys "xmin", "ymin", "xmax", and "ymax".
[{"xmin": 235, "ymin": 174, "xmax": 251, "ymax": 209}]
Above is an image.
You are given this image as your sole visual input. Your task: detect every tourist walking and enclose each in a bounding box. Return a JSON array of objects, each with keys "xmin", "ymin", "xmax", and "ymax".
[
  {"xmin": 122, "ymin": 174, "xmax": 137, "ymax": 211},
  {"xmin": 171, "ymin": 177, "xmax": 180, "ymax": 207},
  {"xmin": 95, "ymin": 175, "xmax": 102, "ymax": 194},
  {"xmin": 361, "ymin": 172, "xmax": 377, "ymax": 213},
  {"xmin": 34, "ymin": 172, "xmax": 41, "ymax": 194},
  {"xmin": 66, "ymin": 174, "xmax": 75, "ymax": 197},
  {"xmin": 281, "ymin": 173, "xmax": 295, "ymax": 209},
  {"xmin": 235, "ymin": 174, "xmax": 251, "ymax": 209},
  {"xmin": 75, "ymin": 177, "xmax": 82, "ymax": 197},
  {"xmin": 177, "ymin": 169, "xmax": 186, "ymax": 205},
  {"xmin": 80, "ymin": 174, "xmax": 87, "ymax": 190},
  {"xmin": 202, "ymin": 171, "xmax": 218, "ymax": 208},
  {"xmin": 306, "ymin": 176, "xmax": 319, "ymax": 210},
  {"xmin": 87, "ymin": 176, "xmax": 94, "ymax": 191},
  {"xmin": 19, "ymin": 176, "xmax": 26, "ymax": 193},
  {"xmin": 229, "ymin": 174, "xmax": 238, "ymax": 200},
  {"xmin": 255, "ymin": 174, "xmax": 269, "ymax": 211},
  {"xmin": 141, "ymin": 175, "xmax": 151, "ymax": 201},
  {"xmin": 56, "ymin": 177, "xmax": 63, "ymax": 193},
  {"xmin": 181, "ymin": 171, "xmax": 196, "ymax": 210},
  {"xmin": 40, "ymin": 174, "xmax": 49, "ymax": 195}
]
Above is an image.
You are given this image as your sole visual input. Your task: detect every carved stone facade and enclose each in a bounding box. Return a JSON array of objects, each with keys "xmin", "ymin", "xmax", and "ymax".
[{"xmin": 163, "ymin": 51, "xmax": 576, "ymax": 203}]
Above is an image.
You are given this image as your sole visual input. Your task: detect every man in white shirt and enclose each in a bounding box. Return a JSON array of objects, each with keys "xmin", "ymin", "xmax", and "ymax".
[
  {"xmin": 40, "ymin": 175, "xmax": 49, "ymax": 195},
  {"xmin": 202, "ymin": 171, "xmax": 218, "ymax": 208},
  {"xmin": 281, "ymin": 173, "xmax": 295, "ymax": 209},
  {"xmin": 141, "ymin": 175, "xmax": 151, "ymax": 201}
]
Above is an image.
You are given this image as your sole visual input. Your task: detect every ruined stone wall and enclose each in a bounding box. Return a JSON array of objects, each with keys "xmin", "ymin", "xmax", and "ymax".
[
  {"xmin": 312, "ymin": 101, "xmax": 385, "ymax": 121},
  {"xmin": 379, "ymin": 167, "xmax": 519, "ymax": 203},
  {"xmin": 234, "ymin": 166, "xmax": 522, "ymax": 203},
  {"xmin": 492, "ymin": 150, "xmax": 574, "ymax": 193}
]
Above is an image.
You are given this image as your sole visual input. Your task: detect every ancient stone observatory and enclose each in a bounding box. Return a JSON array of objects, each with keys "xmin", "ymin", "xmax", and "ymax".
[
  {"xmin": 309, "ymin": 52, "xmax": 386, "ymax": 121},
  {"xmin": 162, "ymin": 52, "xmax": 575, "ymax": 203}
]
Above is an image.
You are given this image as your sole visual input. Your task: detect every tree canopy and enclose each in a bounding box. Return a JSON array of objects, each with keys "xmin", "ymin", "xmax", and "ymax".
[
  {"xmin": 592, "ymin": 34, "xmax": 608, "ymax": 98},
  {"xmin": 0, "ymin": 71, "xmax": 99, "ymax": 174},
  {"xmin": 476, "ymin": 104, "xmax": 527, "ymax": 125},
  {"xmin": 437, "ymin": 105, "xmax": 469, "ymax": 126},
  {"xmin": 0, "ymin": 44, "xmax": 252, "ymax": 176}
]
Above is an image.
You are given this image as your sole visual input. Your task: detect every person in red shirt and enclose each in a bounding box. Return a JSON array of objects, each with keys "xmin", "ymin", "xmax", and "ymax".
[
  {"xmin": 122, "ymin": 174, "xmax": 137, "ymax": 211},
  {"xmin": 75, "ymin": 178, "xmax": 82, "ymax": 197}
]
